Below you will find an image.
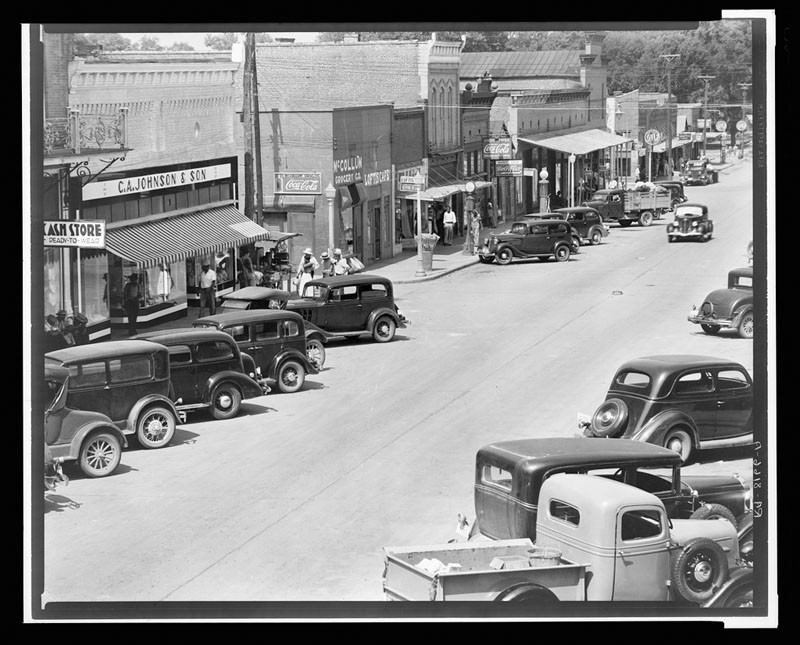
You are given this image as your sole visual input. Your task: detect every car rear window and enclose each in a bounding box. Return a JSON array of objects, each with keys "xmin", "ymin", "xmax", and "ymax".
[
  {"xmin": 109, "ymin": 355, "xmax": 152, "ymax": 384},
  {"xmin": 549, "ymin": 500, "xmax": 580, "ymax": 526},
  {"xmin": 733, "ymin": 275, "xmax": 753, "ymax": 288},
  {"xmin": 195, "ymin": 341, "xmax": 235, "ymax": 363},
  {"xmin": 361, "ymin": 284, "xmax": 388, "ymax": 299},
  {"xmin": 717, "ymin": 369, "xmax": 750, "ymax": 391},
  {"xmin": 220, "ymin": 299, "xmax": 249, "ymax": 310},
  {"xmin": 620, "ymin": 509, "xmax": 663, "ymax": 541},
  {"xmin": 168, "ymin": 345, "xmax": 192, "ymax": 366},
  {"xmin": 481, "ymin": 465, "xmax": 512, "ymax": 493},
  {"xmin": 613, "ymin": 370, "xmax": 652, "ymax": 393}
]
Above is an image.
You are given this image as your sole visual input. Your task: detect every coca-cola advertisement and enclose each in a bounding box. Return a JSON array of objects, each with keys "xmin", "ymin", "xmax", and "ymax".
[
  {"xmin": 274, "ymin": 172, "xmax": 322, "ymax": 194},
  {"xmin": 482, "ymin": 137, "xmax": 513, "ymax": 160}
]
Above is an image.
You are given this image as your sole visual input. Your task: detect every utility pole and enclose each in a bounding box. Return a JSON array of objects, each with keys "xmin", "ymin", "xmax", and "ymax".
[
  {"xmin": 738, "ymin": 82, "xmax": 751, "ymax": 159},
  {"xmin": 242, "ymin": 33, "xmax": 255, "ymax": 221},
  {"xmin": 660, "ymin": 54, "xmax": 680, "ymax": 178},
  {"xmin": 250, "ymin": 33, "xmax": 264, "ymax": 226},
  {"xmin": 698, "ymin": 75, "xmax": 715, "ymax": 159}
]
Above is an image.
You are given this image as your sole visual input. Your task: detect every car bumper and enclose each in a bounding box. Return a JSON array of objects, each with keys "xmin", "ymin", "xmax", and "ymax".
[
  {"xmin": 669, "ymin": 230, "xmax": 706, "ymax": 238},
  {"xmin": 687, "ymin": 310, "xmax": 735, "ymax": 328}
]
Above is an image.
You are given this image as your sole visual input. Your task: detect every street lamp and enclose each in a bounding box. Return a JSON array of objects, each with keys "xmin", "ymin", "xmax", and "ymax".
[{"xmin": 324, "ymin": 182, "xmax": 336, "ymax": 256}]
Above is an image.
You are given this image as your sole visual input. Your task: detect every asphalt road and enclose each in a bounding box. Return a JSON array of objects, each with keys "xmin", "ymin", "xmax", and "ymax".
[{"xmin": 41, "ymin": 160, "xmax": 755, "ymax": 607}]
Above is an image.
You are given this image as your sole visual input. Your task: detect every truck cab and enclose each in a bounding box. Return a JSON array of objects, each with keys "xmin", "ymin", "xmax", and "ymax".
[{"xmin": 535, "ymin": 474, "xmax": 740, "ymax": 602}]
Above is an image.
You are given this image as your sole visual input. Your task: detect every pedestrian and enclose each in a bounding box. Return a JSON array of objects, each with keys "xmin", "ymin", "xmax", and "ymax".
[
  {"xmin": 295, "ymin": 247, "xmax": 319, "ymax": 295},
  {"xmin": 486, "ymin": 200, "xmax": 496, "ymax": 228},
  {"xmin": 470, "ymin": 211, "xmax": 482, "ymax": 255},
  {"xmin": 443, "ymin": 205, "xmax": 457, "ymax": 245},
  {"xmin": 435, "ymin": 205, "xmax": 445, "ymax": 241},
  {"xmin": 331, "ymin": 248, "xmax": 350, "ymax": 276},
  {"xmin": 123, "ymin": 273, "xmax": 141, "ymax": 336},
  {"xmin": 320, "ymin": 251, "xmax": 332, "ymax": 276},
  {"xmin": 239, "ymin": 251, "xmax": 255, "ymax": 288},
  {"xmin": 71, "ymin": 312, "xmax": 90, "ymax": 345},
  {"xmin": 55, "ymin": 309, "xmax": 76, "ymax": 346},
  {"xmin": 44, "ymin": 314, "xmax": 66, "ymax": 352},
  {"xmin": 197, "ymin": 262, "xmax": 217, "ymax": 317}
]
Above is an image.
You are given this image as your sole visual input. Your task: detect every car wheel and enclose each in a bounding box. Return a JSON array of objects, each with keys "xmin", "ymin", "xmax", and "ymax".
[
  {"xmin": 211, "ymin": 383, "xmax": 242, "ymax": 420},
  {"xmin": 136, "ymin": 405, "xmax": 176, "ymax": 449},
  {"xmin": 700, "ymin": 323, "xmax": 721, "ymax": 335},
  {"xmin": 79, "ymin": 431, "xmax": 121, "ymax": 478},
  {"xmin": 589, "ymin": 398, "xmax": 629, "ymax": 438},
  {"xmin": 618, "ymin": 220, "xmax": 633, "ymax": 228},
  {"xmin": 277, "ymin": 359, "xmax": 305, "ymax": 394},
  {"xmin": 738, "ymin": 311, "xmax": 754, "ymax": 339},
  {"xmin": 555, "ymin": 245, "xmax": 571, "ymax": 262},
  {"xmin": 477, "ymin": 255, "xmax": 494, "ymax": 264},
  {"xmin": 572, "ymin": 235, "xmax": 581, "ymax": 252},
  {"xmin": 590, "ymin": 229, "xmax": 602, "ymax": 245},
  {"xmin": 639, "ymin": 211, "xmax": 653, "ymax": 227},
  {"xmin": 664, "ymin": 427, "xmax": 693, "ymax": 464},
  {"xmin": 494, "ymin": 584, "xmax": 561, "ymax": 603},
  {"xmin": 306, "ymin": 338, "xmax": 326, "ymax": 369},
  {"xmin": 373, "ymin": 316, "xmax": 397, "ymax": 343},
  {"xmin": 689, "ymin": 503, "xmax": 738, "ymax": 529},
  {"xmin": 670, "ymin": 537, "xmax": 729, "ymax": 603},
  {"xmin": 737, "ymin": 513, "xmax": 754, "ymax": 565},
  {"xmin": 496, "ymin": 247, "xmax": 513, "ymax": 265}
]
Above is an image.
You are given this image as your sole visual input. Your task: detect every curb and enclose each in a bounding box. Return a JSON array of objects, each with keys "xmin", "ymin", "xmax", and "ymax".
[{"xmin": 393, "ymin": 257, "xmax": 480, "ymax": 284}]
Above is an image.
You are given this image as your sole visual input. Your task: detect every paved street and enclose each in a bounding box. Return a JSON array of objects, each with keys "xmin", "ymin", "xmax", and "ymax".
[{"xmin": 42, "ymin": 160, "xmax": 755, "ymax": 606}]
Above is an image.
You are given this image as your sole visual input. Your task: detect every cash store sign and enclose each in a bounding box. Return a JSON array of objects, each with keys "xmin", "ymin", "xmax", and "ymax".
[{"xmin": 44, "ymin": 220, "xmax": 106, "ymax": 248}]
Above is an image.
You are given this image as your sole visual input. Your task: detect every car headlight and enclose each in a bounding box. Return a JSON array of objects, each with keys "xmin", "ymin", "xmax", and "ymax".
[{"xmin": 692, "ymin": 221, "xmax": 698, "ymax": 227}]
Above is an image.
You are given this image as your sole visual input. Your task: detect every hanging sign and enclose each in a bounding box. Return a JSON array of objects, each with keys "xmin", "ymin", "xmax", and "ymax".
[
  {"xmin": 736, "ymin": 120, "xmax": 748, "ymax": 132},
  {"xmin": 495, "ymin": 160, "xmax": 523, "ymax": 176},
  {"xmin": 715, "ymin": 120, "xmax": 728, "ymax": 132},
  {"xmin": 482, "ymin": 136, "xmax": 513, "ymax": 160},
  {"xmin": 274, "ymin": 172, "xmax": 322, "ymax": 194},
  {"xmin": 44, "ymin": 220, "xmax": 106, "ymax": 248},
  {"xmin": 644, "ymin": 129, "xmax": 662, "ymax": 146}
]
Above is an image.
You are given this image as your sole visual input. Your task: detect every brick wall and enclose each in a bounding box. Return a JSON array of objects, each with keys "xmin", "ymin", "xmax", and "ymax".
[{"xmin": 43, "ymin": 31, "xmax": 72, "ymax": 120}]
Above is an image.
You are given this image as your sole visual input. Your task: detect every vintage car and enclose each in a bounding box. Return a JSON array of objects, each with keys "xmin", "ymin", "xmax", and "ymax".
[
  {"xmin": 581, "ymin": 355, "xmax": 753, "ymax": 464},
  {"xmin": 655, "ymin": 180, "xmax": 689, "ymax": 209},
  {"xmin": 474, "ymin": 438, "xmax": 750, "ymax": 545},
  {"xmin": 130, "ymin": 328, "xmax": 270, "ymax": 420},
  {"xmin": 45, "ymin": 363, "xmax": 128, "ymax": 478},
  {"xmin": 583, "ymin": 187, "xmax": 671, "ymax": 227},
  {"xmin": 667, "ymin": 203, "xmax": 714, "ymax": 242},
  {"xmin": 552, "ymin": 206, "xmax": 610, "ymax": 246},
  {"xmin": 45, "ymin": 340, "xmax": 182, "ymax": 449},
  {"xmin": 682, "ymin": 159, "xmax": 719, "ymax": 186},
  {"xmin": 194, "ymin": 310, "xmax": 319, "ymax": 393},
  {"xmin": 478, "ymin": 219, "xmax": 578, "ymax": 265},
  {"xmin": 217, "ymin": 286, "xmax": 292, "ymax": 312},
  {"xmin": 287, "ymin": 274, "xmax": 408, "ymax": 343},
  {"xmin": 688, "ymin": 266, "xmax": 754, "ymax": 339}
]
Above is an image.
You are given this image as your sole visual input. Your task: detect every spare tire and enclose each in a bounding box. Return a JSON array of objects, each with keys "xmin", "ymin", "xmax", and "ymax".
[
  {"xmin": 689, "ymin": 503, "xmax": 738, "ymax": 530},
  {"xmin": 495, "ymin": 583, "xmax": 560, "ymax": 603},
  {"xmin": 670, "ymin": 537, "xmax": 729, "ymax": 603},
  {"xmin": 590, "ymin": 398, "xmax": 629, "ymax": 438}
]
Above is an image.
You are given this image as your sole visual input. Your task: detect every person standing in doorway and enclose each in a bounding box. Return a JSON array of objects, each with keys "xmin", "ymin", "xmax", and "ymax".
[
  {"xmin": 123, "ymin": 273, "xmax": 141, "ymax": 336},
  {"xmin": 198, "ymin": 262, "xmax": 217, "ymax": 317},
  {"xmin": 443, "ymin": 205, "xmax": 457, "ymax": 245}
]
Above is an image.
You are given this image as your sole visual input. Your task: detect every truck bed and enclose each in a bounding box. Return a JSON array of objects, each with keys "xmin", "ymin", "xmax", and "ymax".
[
  {"xmin": 382, "ymin": 538, "xmax": 588, "ymax": 601},
  {"xmin": 623, "ymin": 190, "xmax": 671, "ymax": 211}
]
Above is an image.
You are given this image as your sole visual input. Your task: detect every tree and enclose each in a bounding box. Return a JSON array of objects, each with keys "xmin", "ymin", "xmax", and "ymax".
[
  {"xmin": 205, "ymin": 32, "xmax": 272, "ymax": 50},
  {"xmin": 134, "ymin": 35, "xmax": 164, "ymax": 51},
  {"xmin": 74, "ymin": 33, "xmax": 133, "ymax": 56},
  {"xmin": 168, "ymin": 42, "xmax": 195, "ymax": 51}
]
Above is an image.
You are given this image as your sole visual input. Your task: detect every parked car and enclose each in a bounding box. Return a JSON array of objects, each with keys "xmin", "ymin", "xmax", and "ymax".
[
  {"xmin": 667, "ymin": 203, "xmax": 714, "ymax": 243},
  {"xmin": 655, "ymin": 180, "xmax": 689, "ymax": 209},
  {"xmin": 130, "ymin": 328, "xmax": 270, "ymax": 420},
  {"xmin": 44, "ymin": 363, "xmax": 127, "ymax": 478},
  {"xmin": 473, "ymin": 437, "xmax": 750, "ymax": 544},
  {"xmin": 580, "ymin": 355, "xmax": 753, "ymax": 463},
  {"xmin": 45, "ymin": 340, "xmax": 182, "ymax": 449},
  {"xmin": 217, "ymin": 286, "xmax": 292, "ymax": 312},
  {"xmin": 478, "ymin": 219, "xmax": 578, "ymax": 265},
  {"xmin": 583, "ymin": 187, "xmax": 671, "ymax": 227},
  {"xmin": 688, "ymin": 266, "xmax": 754, "ymax": 339},
  {"xmin": 682, "ymin": 159, "xmax": 719, "ymax": 185},
  {"xmin": 194, "ymin": 310, "xmax": 319, "ymax": 393},
  {"xmin": 287, "ymin": 274, "xmax": 408, "ymax": 343},
  {"xmin": 552, "ymin": 206, "xmax": 610, "ymax": 246}
]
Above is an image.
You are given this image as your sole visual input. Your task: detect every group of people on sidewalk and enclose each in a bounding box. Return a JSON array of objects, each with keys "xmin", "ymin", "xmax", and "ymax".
[{"xmin": 430, "ymin": 200, "xmax": 498, "ymax": 254}]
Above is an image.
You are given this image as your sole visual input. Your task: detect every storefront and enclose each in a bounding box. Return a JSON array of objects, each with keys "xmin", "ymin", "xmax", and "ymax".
[{"xmin": 55, "ymin": 157, "xmax": 275, "ymax": 340}]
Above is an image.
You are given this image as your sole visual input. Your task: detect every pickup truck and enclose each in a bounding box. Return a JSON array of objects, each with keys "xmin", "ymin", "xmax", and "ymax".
[
  {"xmin": 383, "ymin": 473, "xmax": 748, "ymax": 604},
  {"xmin": 584, "ymin": 187, "xmax": 672, "ymax": 227}
]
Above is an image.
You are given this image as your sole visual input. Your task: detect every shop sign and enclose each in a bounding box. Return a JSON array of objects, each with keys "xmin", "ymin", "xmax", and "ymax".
[
  {"xmin": 495, "ymin": 160, "xmax": 523, "ymax": 177},
  {"xmin": 523, "ymin": 168, "xmax": 536, "ymax": 177},
  {"xmin": 482, "ymin": 137, "xmax": 513, "ymax": 160},
  {"xmin": 333, "ymin": 155, "xmax": 363, "ymax": 186},
  {"xmin": 44, "ymin": 220, "xmax": 106, "ymax": 248},
  {"xmin": 398, "ymin": 173, "xmax": 426, "ymax": 192},
  {"xmin": 736, "ymin": 120, "xmax": 748, "ymax": 132},
  {"xmin": 82, "ymin": 162, "xmax": 233, "ymax": 201},
  {"xmin": 644, "ymin": 129, "xmax": 662, "ymax": 146},
  {"xmin": 364, "ymin": 168, "xmax": 392, "ymax": 187},
  {"xmin": 715, "ymin": 120, "xmax": 728, "ymax": 132},
  {"xmin": 274, "ymin": 172, "xmax": 322, "ymax": 194}
]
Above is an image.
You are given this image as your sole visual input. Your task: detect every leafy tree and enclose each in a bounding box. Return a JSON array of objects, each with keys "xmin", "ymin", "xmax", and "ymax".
[
  {"xmin": 168, "ymin": 42, "xmax": 195, "ymax": 51},
  {"xmin": 73, "ymin": 33, "xmax": 133, "ymax": 56},
  {"xmin": 133, "ymin": 35, "xmax": 164, "ymax": 51},
  {"xmin": 204, "ymin": 32, "xmax": 272, "ymax": 50}
]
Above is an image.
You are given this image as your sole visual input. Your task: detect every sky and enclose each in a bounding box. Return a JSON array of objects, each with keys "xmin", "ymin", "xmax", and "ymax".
[{"xmin": 123, "ymin": 31, "xmax": 319, "ymax": 49}]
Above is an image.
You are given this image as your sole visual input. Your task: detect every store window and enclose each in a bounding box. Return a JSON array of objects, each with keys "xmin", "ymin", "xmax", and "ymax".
[
  {"xmin": 107, "ymin": 255, "xmax": 187, "ymax": 318},
  {"xmin": 74, "ymin": 250, "xmax": 108, "ymax": 325}
]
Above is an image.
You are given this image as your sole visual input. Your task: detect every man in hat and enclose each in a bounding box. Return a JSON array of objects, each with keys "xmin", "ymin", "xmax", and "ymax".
[
  {"xmin": 319, "ymin": 250, "xmax": 331, "ymax": 277},
  {"xmin": 198, "ymin": 262, "xmax": 217, "ymax": 317},
  {"xmin": 123, "ymin": 273, "xmax": 141, "ymax": 335},
  {"xmin": 331, "ymin": 248, "xmax": 350, "ymax": 276},
  {"xmin": 295, "ymin": 248, "xmax": 319, "ymax": 294}
]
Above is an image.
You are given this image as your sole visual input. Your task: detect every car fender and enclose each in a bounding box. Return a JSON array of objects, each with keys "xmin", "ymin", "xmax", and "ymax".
[
  {"xmin": 49, "ymin": 420, "xmax": 128, "ymax": 462},
  {"xmin": 730, "ymin": 304, "xmax": 753, "ymax": 329},
  {"xmin": 267, "ymin": 348, "xmax": 318, "ymax": 378},
  {"xmin": 201, "ymin": 370, "xmax": 265, "ymax": 402},
  {"xmin": 700, "ymin": 566, "xmax": 753, "ymax": 608},
  {"xmin": 367, "ymin": 307, "xmax": 405, "ymax": 332},
  {"xmin": 125, "ymin": 394, "xmax": 181, "ymax": 434},
  {"xmin": 590, "ymin": 224, "xmax": 607, "ymax": 238},
  {"xmin": 304, "ymin": 321, "xmax": 343, "ymax": 343},
  {"xmin": 630, "ymin": 409, "xmax": 699, "ymax": 447}
]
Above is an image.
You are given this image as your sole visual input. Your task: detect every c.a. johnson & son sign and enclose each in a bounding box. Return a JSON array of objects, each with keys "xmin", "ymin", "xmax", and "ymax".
[{"xmin": 81, "ymin": 162, "xmax": 233, "ymax": 202}]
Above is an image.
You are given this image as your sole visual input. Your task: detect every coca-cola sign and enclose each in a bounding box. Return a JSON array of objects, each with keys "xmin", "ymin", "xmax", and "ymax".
[
  {"xmin": 482, "ymin": 137, "xmax": 513, "ymax": 159},
  {"xmin": 274, "ymin": 172, "xmax": 322, "ymax": 195}
]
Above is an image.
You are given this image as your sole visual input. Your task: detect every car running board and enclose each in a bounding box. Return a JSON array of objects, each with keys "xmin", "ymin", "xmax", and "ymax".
[{"xmin": 698, "ymin": 434, "xmax": 754, "ymax": 450}]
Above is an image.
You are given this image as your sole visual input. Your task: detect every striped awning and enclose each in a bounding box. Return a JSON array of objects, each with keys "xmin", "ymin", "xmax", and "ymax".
[{"xmin": 105, "ymin": 205, "xmax": 273, "ymax": 268}]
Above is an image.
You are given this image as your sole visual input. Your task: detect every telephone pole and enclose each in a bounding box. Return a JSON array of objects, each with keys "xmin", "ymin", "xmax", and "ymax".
[
  {"xmin": 250, "ymin": 33, "xmax": 264, "ymax": 225},
  {"xmin": 660, "ymin": 54, "xmax": 680, "ymax": 177},
  {"xmin": 242, "ymin": 34, "xmax": 255, "ymax": 221},
  {"xmin": 737, "ymin": 82, "xmax": 751, "ymax": 159},
  {"xmin": 698, "ymin": 75, "xmax": 715, "ymax": 159}
]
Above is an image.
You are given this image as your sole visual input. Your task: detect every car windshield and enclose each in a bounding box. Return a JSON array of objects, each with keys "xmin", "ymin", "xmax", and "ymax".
[
  {"xmin": 675, "ymin": 206, "xmax": 705, "ymax": 217},
  {"xmin": 302, "ymin": 285, "xmax": 329, "ymax": 300},
  {"xmin": 219, "ymin": 299, "xmax": 250, "ymax": 310},
  {"xmin": 510, "ymin": 223, "xmax": 528, "ymax": 234}
]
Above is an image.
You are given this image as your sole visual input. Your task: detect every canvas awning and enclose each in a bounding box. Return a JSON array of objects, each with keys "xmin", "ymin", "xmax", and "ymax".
[
  {"xmin": 519, "ymin": 129, "xmax": 634, "ymax": 155},
  {"xmin": 262, "ymin": 194, "xmax": 317, "ymax": 213},
  {"xmin": 399, "ymin": 180, "xmax": 492, "ymax": 202},
  {"xmin": 652, "ymin": 138, "xmax": 688, "ymax": 153},
  {"xmin": 338, "ymin": 182, "xmax": 368, "ymax": 209},
  {"xmin": 105, "ymin": 204, "xmax": 273, "ymax": 269}
]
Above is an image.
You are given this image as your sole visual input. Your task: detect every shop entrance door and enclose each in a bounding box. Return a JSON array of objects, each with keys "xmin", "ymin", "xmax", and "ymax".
[{"xmin": 372, "ymin": 204, "xmax": 381, "ymax": 261}]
